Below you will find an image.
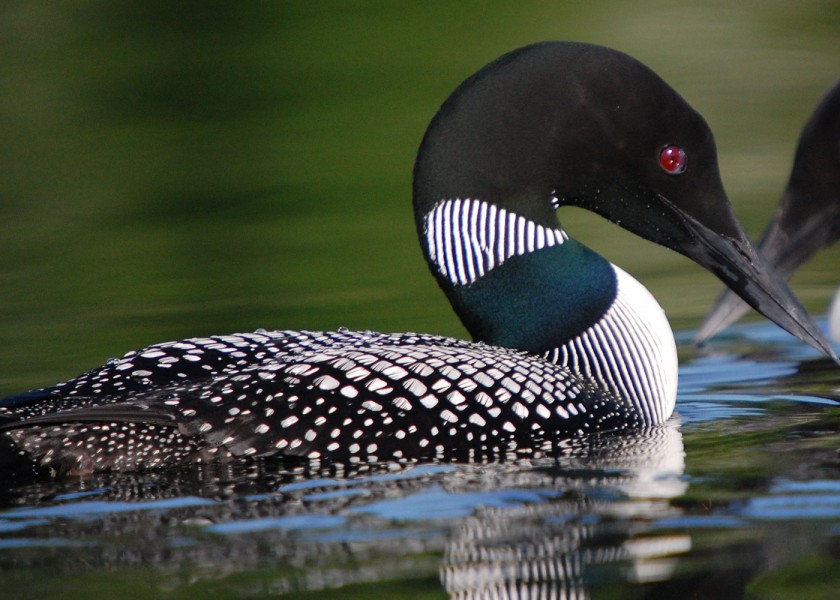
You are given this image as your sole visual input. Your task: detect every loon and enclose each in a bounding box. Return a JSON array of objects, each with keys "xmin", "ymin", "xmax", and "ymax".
[
  {"xmin": 1, "ymin": 42, "xmax": 835, "ymax": 476},
  {"xmin": 696, "ymin": 77, "xmax": 840, "ymax": 344}
]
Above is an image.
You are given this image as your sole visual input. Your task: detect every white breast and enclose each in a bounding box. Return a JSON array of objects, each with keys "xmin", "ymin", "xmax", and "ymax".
[{"xmin": 545, "ymin": 265, "xmax": 678, "ymax": 426}]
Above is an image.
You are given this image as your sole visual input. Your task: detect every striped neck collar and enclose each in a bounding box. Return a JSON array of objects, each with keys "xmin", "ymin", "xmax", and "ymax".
[{"xmin": 424, "ymin": 198, "xmax": 568, "ymax": 287}]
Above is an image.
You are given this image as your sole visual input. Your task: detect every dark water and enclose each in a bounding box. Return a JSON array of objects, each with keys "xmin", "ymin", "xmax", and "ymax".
[{"xmin": 2, "ymin": 2, "xmax": 840, "ymax": 598}]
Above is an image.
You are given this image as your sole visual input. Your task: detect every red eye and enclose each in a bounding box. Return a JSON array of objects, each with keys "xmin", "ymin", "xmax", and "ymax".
[{"xmin": 659, "ymin": 145, "xmax": 687, "ymax": 175}]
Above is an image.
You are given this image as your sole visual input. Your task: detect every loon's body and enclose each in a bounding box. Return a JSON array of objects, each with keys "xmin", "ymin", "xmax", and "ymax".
[
  {"xmin": 2, "ymin": 329, "xmax": 657, "ymax": 473},
  {"xmin": 697, "ymin": 78, "xmax": 840, "ymax": 343},
  {"xmin": 1, "ymin": 42, "xmax": 833, "ymax": 476}
]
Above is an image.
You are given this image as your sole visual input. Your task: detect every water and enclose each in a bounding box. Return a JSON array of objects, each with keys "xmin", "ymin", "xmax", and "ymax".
[{"xmin": 1, "ymin": 2, "xmax": 840, "ymax": 598}]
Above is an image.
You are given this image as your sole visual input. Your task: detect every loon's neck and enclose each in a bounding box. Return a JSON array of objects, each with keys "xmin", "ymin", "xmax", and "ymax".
[
  {"xmin": 424, "ymin": 197, "xmax": 618, "ymax": 352},
  {"xmin": 422, "ymin": 197, "xmax": 677, "ymax": 421}
]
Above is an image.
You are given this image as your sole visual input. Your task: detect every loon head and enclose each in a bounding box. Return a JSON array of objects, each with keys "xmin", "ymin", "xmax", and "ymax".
[
  {"xmin": 697, "ymin": 77, "xmax": 840, "ymax": 343},
  {"xmin": 413, "ymin": 42, "xmax": 836, "ymax": 363}
]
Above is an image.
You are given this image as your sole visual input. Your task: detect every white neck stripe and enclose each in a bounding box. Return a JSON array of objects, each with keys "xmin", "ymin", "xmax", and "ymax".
[
  {"xmin": 425, "ymin": 198, "xmax": 568, "ymax": 286},
  {"xmin": 545, "ymin": 266, "xmax": 677, "ymax": 425}
]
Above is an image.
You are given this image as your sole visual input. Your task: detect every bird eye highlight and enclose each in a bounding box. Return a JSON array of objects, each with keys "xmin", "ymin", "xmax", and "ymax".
[{"xmin": 659, "ymin": 145, "xmax": 687, "ymax": 175}]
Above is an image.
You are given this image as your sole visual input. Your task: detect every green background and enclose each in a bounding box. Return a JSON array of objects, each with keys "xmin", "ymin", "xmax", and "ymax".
[{"xmin": 2, "ymin": 1, "xmax": 839, "ymax": 394}]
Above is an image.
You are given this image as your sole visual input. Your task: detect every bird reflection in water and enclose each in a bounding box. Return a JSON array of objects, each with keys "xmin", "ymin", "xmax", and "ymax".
[
  {"xmin": 440, "ymin": 419, "xmax": 687, "ymax": 599},
  {"xmin": 0, "ymin": 421, "xmax": 688, "ymax": 597}
]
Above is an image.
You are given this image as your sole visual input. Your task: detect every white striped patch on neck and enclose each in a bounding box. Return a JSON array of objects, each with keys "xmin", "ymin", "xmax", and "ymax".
[
  {"xmin": 543, "ymin": 265, "xmax": 678, "ymax": 426},
  {"xmin": 424, "ymin": 198, "xmax": 568, "ymax": 286}
]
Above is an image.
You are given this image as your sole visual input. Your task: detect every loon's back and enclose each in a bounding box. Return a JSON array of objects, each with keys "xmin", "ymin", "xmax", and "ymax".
[{"xmin": 1, "ymin": 330, "xmax": 637, "ymax": 475}]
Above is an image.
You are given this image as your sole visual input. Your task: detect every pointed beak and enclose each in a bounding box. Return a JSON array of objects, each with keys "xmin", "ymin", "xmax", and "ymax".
[
  {"xmin": 695, "ymin": 189, "xmax": 840, "ymax": 347},
  {"xmin": 694, "ymin": 214, "xmax": 791, "ymax": 344},
  {"xmin": 679, "ymin": 207, "xmax": 838, "ymax": 362},
  {"xmin": 693, "ymin": 289, "xmax": 750, "ymax": 345}
]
